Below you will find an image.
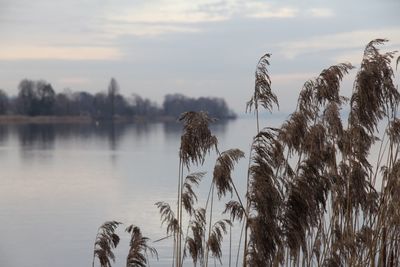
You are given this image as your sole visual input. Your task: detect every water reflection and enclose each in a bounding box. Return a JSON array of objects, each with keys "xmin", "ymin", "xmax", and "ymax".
[
  {"xmin": 4, "ymin": 121, "xmax": 229, "ymax": 153},
  {"xmin": 0, "ymin": 126, "xmax": 10, "ymax": 160},
  {"xmin": 90, "ymin": 122, "xmax": 128, "ymax": 151},
  {"xmin": 17, "ymin": 124, "xmax": 56, "ymax": 150},
  {"xmin": 0, "ymin": 125, "xmax": 9, "ymax": 144},
  {"xmin": 162, "ymin": 121, "xmax": 182, "ymax": 142}
]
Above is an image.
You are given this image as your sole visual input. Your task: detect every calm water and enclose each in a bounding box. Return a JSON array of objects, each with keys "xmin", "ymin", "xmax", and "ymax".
[{"xmin": 0, "ymin": 117, "xmax": 283, "ymax": 267}]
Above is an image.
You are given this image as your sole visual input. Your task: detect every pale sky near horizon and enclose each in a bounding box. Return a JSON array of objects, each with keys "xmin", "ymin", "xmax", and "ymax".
[{"xmin": 0, "ymin": 0, "xmax": 399, "ymax": 114}]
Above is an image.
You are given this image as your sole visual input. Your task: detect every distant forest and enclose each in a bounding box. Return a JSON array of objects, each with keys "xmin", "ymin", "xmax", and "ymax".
[{"xmin": 0, "ymin": 78, "xmax": 236, "ymax": 120}]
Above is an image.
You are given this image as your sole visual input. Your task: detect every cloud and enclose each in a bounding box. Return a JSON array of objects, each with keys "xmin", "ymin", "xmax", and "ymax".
[
  {"xmin": 248, "ymin": 7, "xmax": 298, "ymax": 19},
  {"xmin": 110, "ymin": 1, "xmax": 227, "ymax": 24},
  {"xmin": 110, "ymin": 1, "xmax": 298, "ymax": 23},
  {"xmin": 0, "ymin": 45, "xmax": 121, "ymax": 61},
  {"xmin": 102, "ymin": 21, "xmax": 201, "ymax": 37},
  {"xmin": 104, "ymin": 0, "xmax": 299, "ymax": 36},
  {"xmin": 273, "ymin": 72, "xmax": 317, "ymax": 83},
  {"xmin": 278, "ymin": 27, "xmax": 400, "ymax": 59},
  {"xmin": 308, "ymin": 8, "xmax": 334, "ymax": 18},
  {"xmin": 0, "ymin": 0, "xmax": 336, "ymax": 45}
]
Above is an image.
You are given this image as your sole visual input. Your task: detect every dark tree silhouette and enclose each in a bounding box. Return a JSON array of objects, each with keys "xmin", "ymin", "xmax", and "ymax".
[
  {"xmin": 108, "ymin": 78, "xmax": 119, "ymax": 120},
  {"xmin": 35, "ymin": 80, "xmax": 56, "ymax": 115},
  {"xmin": 0, "ymin": 89, "xmax": 9, "ymax": 114},
  {"xmin": 16, "ymin": 79, "xmax": 35, "ymax": 115},
  {"xmin": 16, "ymin": 79, "xmax": 55, "ymax": 116},
  {"xmin": 163, "ymin": 94, "xmax": 235, "ymax": 120},
  {"xmin": 4, "ymin": 79, "xmax": 236, "ymax": 121}
]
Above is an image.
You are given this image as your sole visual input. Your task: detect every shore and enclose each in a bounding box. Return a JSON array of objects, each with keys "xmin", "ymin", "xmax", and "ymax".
[{"xmin": 0, "ymin": 115, "xmax": 182, "ymax": 124}]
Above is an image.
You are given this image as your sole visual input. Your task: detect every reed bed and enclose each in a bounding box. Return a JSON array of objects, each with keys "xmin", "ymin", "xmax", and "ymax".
[{"xmin": 92, "ymin": 39, "xmax": 400, "ymax": 267}]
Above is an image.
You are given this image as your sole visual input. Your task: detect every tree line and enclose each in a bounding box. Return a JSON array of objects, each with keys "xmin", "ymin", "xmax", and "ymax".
[{"xmin": 0, "ymin": 78, "xmax": 236, "ymax": 120}]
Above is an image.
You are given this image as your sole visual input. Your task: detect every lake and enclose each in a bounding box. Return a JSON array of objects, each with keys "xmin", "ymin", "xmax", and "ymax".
[{"xmin": 0, "ymin": 117, "xmax": 282, "ymax": 267}]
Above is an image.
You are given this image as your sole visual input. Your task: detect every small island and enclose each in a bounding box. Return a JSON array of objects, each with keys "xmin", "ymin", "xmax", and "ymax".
[{"xmin": 0, "ymin": 78, "xmax": 236, "ymax": 124}]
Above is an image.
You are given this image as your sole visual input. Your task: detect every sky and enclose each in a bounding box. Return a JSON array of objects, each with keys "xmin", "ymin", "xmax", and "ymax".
[{"xmin": 0, "ymin": 0, "xmax": 399, "ymax": 114}]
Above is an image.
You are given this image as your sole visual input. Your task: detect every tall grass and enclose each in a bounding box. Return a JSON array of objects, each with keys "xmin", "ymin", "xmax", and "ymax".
[{"xmin": 93, "ymin": 39, "xmax": 400, "ymax": 266}]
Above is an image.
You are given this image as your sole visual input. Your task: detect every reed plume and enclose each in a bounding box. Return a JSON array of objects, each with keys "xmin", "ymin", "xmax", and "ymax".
[
  {"xmin": 179, "ymin": 111, "xmax": 218, "ymax": 168},
  {"xmin": 126, "ymin": 225, "xmax": 157, "ymax": 267},
  {"xmin": 224, "ymin": 200, "xmax": 245, "ymax": 222},
  {"xmin": 213, "ymin": 148, "xmax": 245, "ymax": 199},
  {"xmin": 181, "ymin": 172, "xmax": 205, "ymax": 215},
  {"xmin": 92, "ymin": 221, "xmax": 121, "ymax": 267},
  {"xmin": 155, "ymin": 201, "xmax": 179, "ymax": 235},
  {"xmin": 246, "ymin": 53, "xmax": 279, "ymax": 132},
  {"xmin": 184, "ymin": 208, "xmax": 207, "ymax": 266},
  {"xmin": 206, "ymin": 219, "xmax": 232, "ymax": 264},
  {"xmin": 246, "ymin": 53, "xmax": 278, "ymax": 112},
  {"xmin": 350, "ymin": 39, "xmax": 399, "ymax": 134}
]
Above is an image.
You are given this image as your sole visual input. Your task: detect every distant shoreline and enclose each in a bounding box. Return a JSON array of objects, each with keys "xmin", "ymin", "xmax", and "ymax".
[
  {"xmin": 0, "ymin": 115, "xmax": 170, "ymax": 124},
  {"xmin": 0, "ymin": 115, "xmax": 235, "ymax": 124}
]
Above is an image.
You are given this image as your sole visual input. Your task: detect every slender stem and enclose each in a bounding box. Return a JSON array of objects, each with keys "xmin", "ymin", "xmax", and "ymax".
[
  {"xmin": 179, "ymin": 162, "xmax": 184, "ymax": 267},
  {"xmin": 181, "ymin": 209, "xmax": 194, "ymax": 265},
  {"xmin": 205, "ymin": 183, "xmax": 215, "ymax": 267},
  {"xmin": 172, "ymin": 236, "xmax": 176, "ymax": 267},
  {"xmin": 236, "ymin": 219, "xmax": 245, "ymax": 267},
  {"xmin": 205, "ymin": 179, "xmax": 214, "ymax": 211},
  {"xmin": 243, "ymin": 144, "xmax": 254, "ymax": 267},
  {"xmin": 229, "ymin": 224, "xmax": 232, "ymax": 267},
  {"xmin": 203, "ymin": 180, "xmax": 214, "ymax": 265},
  {"xmin": 176, "ymin": 159, "xmax": 182, "ymax": 267},
  {"xmin": 256, "ymin": 107, "xmax": 260, "ymax": 133},
  {"xmin": 92, "ymin": 229, "xmax": 100, "ymax": 267},
  {"xmin": 231, "ymin": 181, "xmax": 247, "ymax": 219},
  {"xmin": 92, "ymin": 247, "xmax": 96, "ymax": 267},
  {"xmin": 92, "ymin": 246, "xmax": 96, "ymax": 267}
]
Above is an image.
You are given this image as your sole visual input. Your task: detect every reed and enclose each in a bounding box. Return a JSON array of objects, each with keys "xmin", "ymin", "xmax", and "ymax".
[
  {"xmin": 242, "ymin": 38, "xmax": 400, "ymax": 267},
  {"xmin": 92, "ymin": 39, "xmax": 400, "ymax": 267}
]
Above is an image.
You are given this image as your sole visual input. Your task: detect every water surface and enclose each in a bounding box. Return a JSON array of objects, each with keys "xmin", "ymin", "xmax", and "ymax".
[{"xmin": 0, "ymin": 118, "xmax": 279, "ymax": 266}]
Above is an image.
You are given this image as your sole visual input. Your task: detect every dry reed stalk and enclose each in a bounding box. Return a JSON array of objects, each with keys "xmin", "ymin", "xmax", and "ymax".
[{"xmin": 244, "ymin": 53, "xmax": 279, "ymax": 267}]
